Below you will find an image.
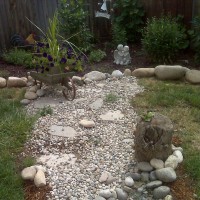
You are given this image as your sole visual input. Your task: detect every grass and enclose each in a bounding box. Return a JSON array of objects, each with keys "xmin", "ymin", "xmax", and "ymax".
[
  {"xmin": 132, "ymin": 78, "xmax": 200, "ymax": 196},
  {"xmin": 105, "ymin": 93, "xmax": 119, "ymax": 103},
  {"xmin": 0, "ymin": 88, "xmax": 36, "ymax": 200}
]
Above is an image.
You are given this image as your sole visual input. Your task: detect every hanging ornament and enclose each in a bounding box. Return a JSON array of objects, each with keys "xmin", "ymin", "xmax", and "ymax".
[
  {"xmin": 101, "ymin": 0, "xmax": 107, "ymax": 11},
  {"xmin": 95, "ymin": 0, "xmax": 110, "ymax": 19}
]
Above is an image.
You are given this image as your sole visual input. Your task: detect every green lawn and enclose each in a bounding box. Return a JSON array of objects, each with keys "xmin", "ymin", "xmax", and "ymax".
[
  {"xmin": 132, "ymin": 78, "xmax": 200, "ymax": 197},
  {"xmin": 0, "ymin": 88, "xmax": 36, "ymax": 200}
]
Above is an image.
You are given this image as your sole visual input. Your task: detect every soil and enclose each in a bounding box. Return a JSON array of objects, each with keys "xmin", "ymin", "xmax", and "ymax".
[{"xmin": 0, "ymin": 45, "xmax": 198, "ymax": 200}]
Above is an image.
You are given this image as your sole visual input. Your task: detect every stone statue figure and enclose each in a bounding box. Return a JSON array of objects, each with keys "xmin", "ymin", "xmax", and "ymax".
[{"xmin": 114, "ymin": 44, "xmax": 131, "ymax": 65}]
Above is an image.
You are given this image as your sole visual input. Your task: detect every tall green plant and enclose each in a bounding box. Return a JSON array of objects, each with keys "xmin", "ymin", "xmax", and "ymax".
[
  {"xmin": 112, "ymin": 0, "xmax": 144, "ymax": 43},
  {"xmin": 58, "ymin": 0, "xmax": 93, "ymax": 52},
  {"xmin": 142, "ymin": 16, "xmax": 189, "ymax": 64}
]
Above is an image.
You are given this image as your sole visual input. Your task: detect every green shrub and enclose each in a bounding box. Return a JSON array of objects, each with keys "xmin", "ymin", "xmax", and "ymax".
[
  {"xmin": 105, "ymin": 93, "xmax": 118, "ymax": 103},
  {"xmin": 0, "ymin": 70, "xmax": 10, "ymax": 79},
  {"xmin": 3, "ymin": 49, "xmax": 34, "ymax": 68},
  {"xmin": 188, "ymin": 16, "xmax": 200, "ymax": 63},
  {"xmin": 58, "ymin": 0, "xmax": 93, "ymax": 52},
  {"xmin": 112, "ymin": 23, "xmax": 127, "ymax": 46},
  {"xmin": 39, "ymin": 106, "xmax": 53, "ymax": 116},
  {"xmin": 113, "ymin": 0, "xmax": 144, "ymax": 43},
  {"xmin": 142, "ymin": 16, "xmax": 189, "ymax": 64},
  {"xmin": 89, "ymin": 49, "xmax": 106, "ymax": 63}
]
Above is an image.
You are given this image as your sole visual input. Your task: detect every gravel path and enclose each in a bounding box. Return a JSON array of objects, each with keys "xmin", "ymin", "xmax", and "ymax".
[{"xmin": 25, "ymin": 76, "xmax": 144, "ymax": 200}]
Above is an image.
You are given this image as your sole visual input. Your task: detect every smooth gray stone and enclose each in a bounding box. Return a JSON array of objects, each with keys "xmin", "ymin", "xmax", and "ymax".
[
  {"xmin": 146, "ymin": 180, "xmax": 162, "ymax": 189},
  {"xmin": 138, "ymin": 162, "xmax": 153, "ymax": 172},
  {"xmin": 99, "ymin": 189, "xmax": 112, "ymax": 199},
  {"xmin": 153, "ymin": 186, "xmax": 170, "ymax": 199},
  {"xmin": 116, "ymin": 188, "xmax": 128, "ymax": 200},
  {"xmin": 155, "ymin": 167, "xmax": 176, "ymax": 183},
  {"xmin": 141, "ymin": 172, "xmax": 149, "ymax": 182},
  {"xmin": 149, "ymin": 171, "xmax": 157, "ymax": 181},
  {"xmin": 20, "ymin": 99, "xmax": 31, "ymax": 105},
  {"xmin": 95, "ymin": 196, "xmax": 106, "ymax": 200}
]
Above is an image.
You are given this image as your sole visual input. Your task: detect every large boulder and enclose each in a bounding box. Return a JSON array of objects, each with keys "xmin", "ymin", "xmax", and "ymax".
[
  {"xmin": 84, "ymin": 71, "xmax": 106, "ymax": 81},
  {"xmin": 7, "ymin": 77, "xmax": 27, "ymax": 87},
  {"xmin": 0, "ymin": 77, "xmax": 6, "ymax": 88},
  {"xmin": 132, "ymin": 68, "xmax": 155, "ymax": 77},
  {"xmin": 155, "ymin": 65, "xmax": 186, "ymax": 80},
  {"xmin": 185, "ymin": 70, "xmax": 200, "ymax": 84}
]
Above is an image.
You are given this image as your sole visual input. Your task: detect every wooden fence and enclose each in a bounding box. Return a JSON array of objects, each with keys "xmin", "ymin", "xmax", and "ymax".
[
  {"xmin": 0, "ymin": 0, "xmax": 197, "ymax": 51},
  {"xmin": 0, "ymin": 0, "xmax": 58, "ymax": 52},
  {"xmin": 140, "ymin": 0, "xmax": 193, "ymax": 27}
]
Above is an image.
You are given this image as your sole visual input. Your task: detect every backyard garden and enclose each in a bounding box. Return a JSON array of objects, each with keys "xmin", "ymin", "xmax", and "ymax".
[{"xmin": 0, "ymin": 0, "xmax": 200, "ymax": 200}]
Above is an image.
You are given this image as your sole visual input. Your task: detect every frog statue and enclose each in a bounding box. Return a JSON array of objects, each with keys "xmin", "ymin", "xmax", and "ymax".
[{"xmin": 114, "ymin": 44, "xmax": 131, "ymax": 65}]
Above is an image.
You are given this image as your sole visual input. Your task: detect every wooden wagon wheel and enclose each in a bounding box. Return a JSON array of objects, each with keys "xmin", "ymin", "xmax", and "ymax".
[{"xmin": 62, "ymin": 77, "xmax": 76, "ymax": 100}]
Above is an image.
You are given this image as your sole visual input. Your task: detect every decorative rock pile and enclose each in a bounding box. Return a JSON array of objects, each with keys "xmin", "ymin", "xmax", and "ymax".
[
  {"xmin": 1, "ymin": 66, "xmax": 190, "ymax": 199},
  {"xmin": 132, "ymin": 65, "xmax": 200, "ymax": 84},
  {"xmin": 21, "ymin": 165, "xmax": 46, "ymax": 187}
]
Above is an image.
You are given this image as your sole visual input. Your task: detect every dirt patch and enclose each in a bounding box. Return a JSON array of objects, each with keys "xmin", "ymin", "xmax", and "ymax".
[{"xmin": 24, "ymin": 181, "xmax": 51, "ymax": 200}]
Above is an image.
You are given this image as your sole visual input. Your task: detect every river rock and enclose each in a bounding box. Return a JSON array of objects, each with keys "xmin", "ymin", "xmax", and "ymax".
[
  {"xmin": 141, "ymin": 172, "xmax": 149, "ymax": 182},
  {"xmin": 36, "ymin": 89, "xmax": 45, "ymax": 97},
  {"xmin": 24, "ymin": 91, "xmax": 38, "ymax": 100},
  {"xmin": 99, "ymin": 171, "xmax": 109, "ymax": 183},
  {"xmin": 155, "ymin": 167, "xmax": 176, "ymax": 182},
  {"xmin": 125, "ymin": 176, "xmax": 134, "ymax": 187},
  {"xmin": 150, "ymin": 158, "xmax": 164, "ymax": 169},
  {"xmin": 79, "ymin": 119, "xmax": 95, "ymax": 128},
  {"xmin": 129, "ymin": 172, "xmax": 141, "ymax": 181},
  {"xmin": 155, "ymin": 65, "xmax": 186, "ymax": 80},
  {"xmin": 149, "ymin": 171, "xmax": 157, "ymax": 181},
  {"xmin": 165, "ymin": 155, "xmax": 179, "ymax": 169},
  {"xmin": 84, "ymin": 78, "xmax": 92, "ymax": 84},
  {"xmin": 146, "ymin": 180, "xmax": 162, "ymax": 189},
  {"xmin": 84, "ymin": 71, "xmax": 106, "ymax": 81},
  {"xmin": 132, "ymin": 68, "xmax": 155, "ymax": 77},
  {"xmin": 95, "ymin": 196, "xmax": 106, "ymax": 200},
  {"xmin": 34, "ymin": 169, "xmax": 46, "ymax": 187},
  {"xmin": 115, "ymin": 188, "xmax": 128, "ymax": 200},
  {"xmin": 173, "ymin": 150, "xmax": 183, "ymax": 163},
  {"xmin": 185, "ymin": 70, "xmax": 200, "ymax": 84},
  {"xmin": 171, "ymin": 144, "xmax": 183, "ymax": 152},
  {"xmin": 106, "ymin": 174, "xmax": 117, "ymax": 185},
  {"xmin": 153, "ymin": 186, "xmax": 170, "ymax": 199},
  {"xmin": 72, "ymin": 76, "xmax": 84, "ymax": 86},
  {"xmin": 123, "ymin": 186, "xmax": 134, "ymax": 193},
  {"xmin": 29, "ymin": 85, "xmax": 38, "ymax": 92},
  {"xmin": 99, "ymin": 189, "xmax": 112, "ymax": 199},
  {"xmin": 164, "ymin": 195, "xmax": 173, "ymax": 200},
  {"xmin": 111, "ymin": 70, "xmax": 123, "ymax": 78},
  {"xmin": 138, "ymin": 162, "xmax": 153, "ymax": 172},
  {"xmin": 21, "ymin": 166, "xmax": 37, "ymax": 180},
  {"xmin": 0, "ymin": 77, "xmax": 6, "ymax": 88},
  {"xmin": 7, "ymin": 77, "xmax": 27, "ymax": 87},
  {"xmin": 124, "ymin": 69, "xmax": 132, "ymax": 76},
  {"xmin": 20, "ymin": 99, "xmax": 31, "ymax": 105}
]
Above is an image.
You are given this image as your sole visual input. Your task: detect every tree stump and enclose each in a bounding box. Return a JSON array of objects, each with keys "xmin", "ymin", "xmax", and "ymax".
[{"xmin": 134, "ymin": 113, "xmax": 173, "ymax": 162}]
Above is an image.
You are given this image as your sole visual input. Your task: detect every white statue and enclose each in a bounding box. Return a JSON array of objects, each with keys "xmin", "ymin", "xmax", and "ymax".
[{"xmin": 114, "ymin": 44, "xmax": 131, "ymax": 65}]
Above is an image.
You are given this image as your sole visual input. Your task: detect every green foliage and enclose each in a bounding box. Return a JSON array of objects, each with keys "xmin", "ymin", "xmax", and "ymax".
[
  {"xmin": 142, "ymin": 16, "xmax": 189, "ymax": 64},
  {"xmin": 0, "ymin": 70, "xmax": 10, "ymax": 79},
  {"xmin": 39, "ymin": 106, "xmax": 53, "ymax": 116},
  {"xmin": 188, "ymin": 16, "xmax": 200, "ymax": 63},
  {"xmin": 105, "ymin": 93, "xmax": 118, "ymax": 103},
  {"xmin": 89, "ymin": 49, "xmax": 106, "ymax": 63},
  {"xmin": 2, "ymin": 48, "xmax": 34, "ymax": 68},
  {"xmin": 113, "ymin": 0, "xmax": 144, "ymax": 43},
  {"xmin": 112, "ymin": 23, "xmax": 127, "ymax": 46},
  {"xmin": 58, "ymin": 0, "xmax": 93, "ymax": 52},
  {"xmin": 22, "ymin": 156, "xmax": 36, "ymax": 168},
  {"xmin": 142, "ymin": 111, "xmax": 154, "ymax": 122},
  {"xmin": 0, "ymin": 88, "xmax": 36, "ymax": 199},
  {"xmin": 32, "ymin": 12, "xmax": 84, "ymax": 72}
]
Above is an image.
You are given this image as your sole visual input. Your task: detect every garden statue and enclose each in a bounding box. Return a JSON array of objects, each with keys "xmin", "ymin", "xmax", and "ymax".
[{"xmin": 114, "ymin": 44, "xmax": 131, "ymax": 65}]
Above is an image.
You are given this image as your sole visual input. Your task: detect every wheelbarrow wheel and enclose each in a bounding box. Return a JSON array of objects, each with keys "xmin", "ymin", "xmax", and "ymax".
[{"xmin": 62, "ymin": 78, "xmax": 76, "ymax": 100}]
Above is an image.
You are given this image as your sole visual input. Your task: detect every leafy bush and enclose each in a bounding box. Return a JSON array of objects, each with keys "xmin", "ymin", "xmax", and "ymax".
[
  {"xmin": 113, "ymin": 0, "xmax": 144, "ymax": 43},
  {"xmin": 188, "ymin": 16, "xmax": 200, "ymax": 63},
  {"xmin": 39, "ymin": 106, "xmax": 53, "ymax": 116},
  {"xmin": 142, "ymin": 16, "xmax": 189, "ymax": 64},
  {"xmin": 105, "ymin": 93, "xmax": 118, "ymax": 103},
  {"xmin": 58, "ymin": 0, "xmax": 93, "ymax": 52},
  {"xmin": 2, "ymin": 49, "xmax": 34, "ymax": 68},
  {"xmin": 89, "ymin": 49, "xmax": 106, "ymax": 63},
  {"xmin": 112, "ymin": 23, "xmax": 127, "ymax": 46}
]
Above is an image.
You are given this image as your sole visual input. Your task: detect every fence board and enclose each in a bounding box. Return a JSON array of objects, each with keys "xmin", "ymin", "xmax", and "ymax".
[{"xmin": 0, "ymin": 0, "xmax": 58, "ymax": 52}]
